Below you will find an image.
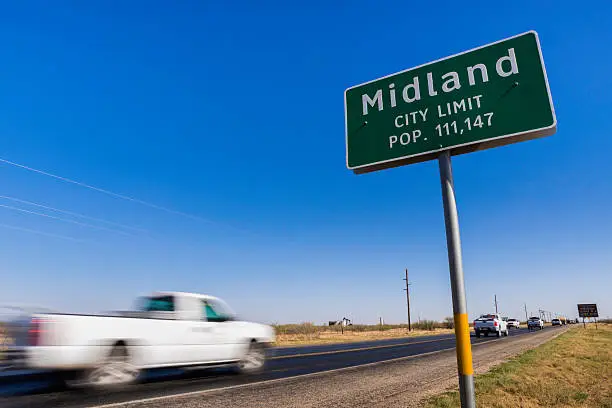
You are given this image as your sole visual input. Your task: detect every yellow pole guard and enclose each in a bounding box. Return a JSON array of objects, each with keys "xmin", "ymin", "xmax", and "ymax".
[{"xmin": 454, "ymin": 313, "xmax": 474, "ymax": 375}]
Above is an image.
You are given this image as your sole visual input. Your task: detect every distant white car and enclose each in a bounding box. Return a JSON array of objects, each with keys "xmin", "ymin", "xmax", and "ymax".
[
  {"xmin": 551, "ymin": 318, "xmax": 562, "ymax": 326},
  {"xmin": 527, "ymin": 317, "xmax": 544, "ymax": 330},
  {"xmin": 506, "ymin": 318, "xmax": 520, "ymax": 329},
  {"xmin": 474, "ymin": 314, "xmax": 508, "ymax": 338},
  {"xmin": 6, "ymin": 292, "xmax": 275, "ymax": 389}
]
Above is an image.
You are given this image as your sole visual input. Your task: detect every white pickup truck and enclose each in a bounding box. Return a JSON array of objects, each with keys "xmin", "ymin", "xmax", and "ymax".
[
  {"xmin": 473, "ymin": 314, "xmax": 508, "ymax": 338},
  {"xmin": 5, "ymin": 292, "xmax": 275, "ymax": 388},
  {"xmin": 527, "ymin": 316, "xmax": 545, "ymax": 330}
]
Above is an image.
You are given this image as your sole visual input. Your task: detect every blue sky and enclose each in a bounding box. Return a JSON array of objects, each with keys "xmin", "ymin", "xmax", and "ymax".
[{"xmin": 0, "ymin": 1, "xmax": 610, "ymax": 324}]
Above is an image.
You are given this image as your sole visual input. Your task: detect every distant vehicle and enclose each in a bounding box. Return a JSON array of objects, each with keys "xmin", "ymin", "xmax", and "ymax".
[
  {"xmin": 5, "ymin": 292, "xmax": 275, "ymax": 389},
  {"xmin": 474, "ymin": 314, "xmax": 508, "ymax": 338},
  {"xmin": 527, "ymin": 316, "xmax": 544, "ymax": 330},
  {"xmin": 551, "ymin": 318, "xmax": 562, "ymax": 326},
  {"xmin": 506, "ymin": 318, "xmax": 521, "ymax": 329}
]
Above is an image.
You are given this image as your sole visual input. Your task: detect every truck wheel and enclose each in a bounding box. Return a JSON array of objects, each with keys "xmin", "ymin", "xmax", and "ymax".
[
  {"xmin": 484, "ymin": 332, "xmax": 488, "ymax": 337},
  {"xmin": 83, "ymin": 344, "xmax": 140, "ymax": 389},
  {"xmin": 475, "ymin": 331, "xmax": 481, "ymax": 338},
  {"xmin": 237, "ymin": 342, "xmax": 266, "ymax": 375}
]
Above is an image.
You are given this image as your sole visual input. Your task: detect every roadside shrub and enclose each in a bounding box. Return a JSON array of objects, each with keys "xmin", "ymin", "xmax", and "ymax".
[
  {"xmin": 412, "ymin": 320, "xmax": 437, "ymax": 331},
  {"xmin": 443, "ymin": 316, "xmax": 454, "ymax": 329},
  {"xmin": 272, "ymin": 322, "xmax": 319, "ymax": 335}
]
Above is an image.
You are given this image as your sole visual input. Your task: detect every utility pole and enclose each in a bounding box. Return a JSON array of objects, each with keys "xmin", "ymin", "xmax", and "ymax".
[
  {"xmin": 524, "ymin": 303, "xmax": 528, "ymax": 322},
  {"xmin": 403, "ymin": 268, "xmax": 412, "ymax": 331},
  {"xmin": 494, "ymin": 295, "xmax": 498, "ymax": 314}
]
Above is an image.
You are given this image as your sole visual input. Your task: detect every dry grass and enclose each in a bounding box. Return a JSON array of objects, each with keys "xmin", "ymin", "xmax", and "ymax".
[
  {"xmin": 273, "ymin": 323, "xmax": 454, "ymax": 347},
  {"xmin": 426, "ymin": 324, "xmax": 612, "ymax": 408}
]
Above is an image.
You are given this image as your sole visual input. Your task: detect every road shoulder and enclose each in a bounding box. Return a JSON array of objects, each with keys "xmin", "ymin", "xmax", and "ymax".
[{"xmin": 105, "ymin": 328, "xmax": 567, "ymax": 408}]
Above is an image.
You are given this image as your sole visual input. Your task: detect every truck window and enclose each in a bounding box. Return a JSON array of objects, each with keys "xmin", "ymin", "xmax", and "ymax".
[
  {"xmin": 203, "ymin": 300, "xmax": 234, "ymax": 322},
  {"xmin": 140, "ymin": 296, "xmax": 175, "ymax": 312}
]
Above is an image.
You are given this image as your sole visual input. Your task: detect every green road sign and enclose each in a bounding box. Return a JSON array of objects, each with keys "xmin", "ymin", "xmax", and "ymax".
[{"xmin": 345, "ymin": 31, "xmax": 556, "ymax": 174}]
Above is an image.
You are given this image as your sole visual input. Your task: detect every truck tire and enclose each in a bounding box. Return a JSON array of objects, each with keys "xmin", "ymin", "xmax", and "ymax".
[
  {"xmin": 80, "ymin": 343, "xmax": 140, "ymax": 389},
  {"xmin": 475, "ymin": 330, "xmax": 481, "ymax": 338},
  {"xmin": 236, "ymin": 342, "xmax": 266, "ymax": 375}
]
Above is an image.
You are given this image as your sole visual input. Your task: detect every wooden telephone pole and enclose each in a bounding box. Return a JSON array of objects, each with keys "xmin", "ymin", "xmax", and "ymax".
[{"xmin": 403, "ymin": 269, "xmax": 412, "ymax": 331}]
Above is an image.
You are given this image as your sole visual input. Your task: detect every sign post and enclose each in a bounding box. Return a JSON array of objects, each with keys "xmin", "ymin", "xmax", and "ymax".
[
  {"xmin": 438, "ymin": 150, "xmax": 475, "ymax": 407},
  {"xmin": 344, "ymin": 31, "xmax": 556, "ymax": 408}
]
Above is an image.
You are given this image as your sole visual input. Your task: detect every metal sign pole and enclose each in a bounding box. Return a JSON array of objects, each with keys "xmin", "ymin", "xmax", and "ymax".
[{"xmin": 438, "ymin": 151, "xmax": 476, "ymax": 408}]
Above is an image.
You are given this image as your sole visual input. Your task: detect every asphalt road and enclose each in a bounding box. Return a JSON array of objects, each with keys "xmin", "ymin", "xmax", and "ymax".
[{"xmin": 0, "ymin": 326, "xmax": 560, "ymax": 408}]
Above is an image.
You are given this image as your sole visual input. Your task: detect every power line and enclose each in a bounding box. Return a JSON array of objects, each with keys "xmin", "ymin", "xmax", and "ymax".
[
  {"xmin": 0, "ymin": 222, "xmax": 85, "ymax": 242},
  {"xmin": 0, "ymin": 195, "xmax": 147, "ymax": 233},
  {"xmin": 0, "ymin": 203, "xmax": 134, "ymax": 236},
  {"xmin": 0, "ymin": 157, "xmax": 242, "ymax": 231}
]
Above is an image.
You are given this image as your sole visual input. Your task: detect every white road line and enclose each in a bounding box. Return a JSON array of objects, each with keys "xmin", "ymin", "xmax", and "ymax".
[{"xmin": 87, "ymin": 337, "xmax": 507, "ymax": 408}]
